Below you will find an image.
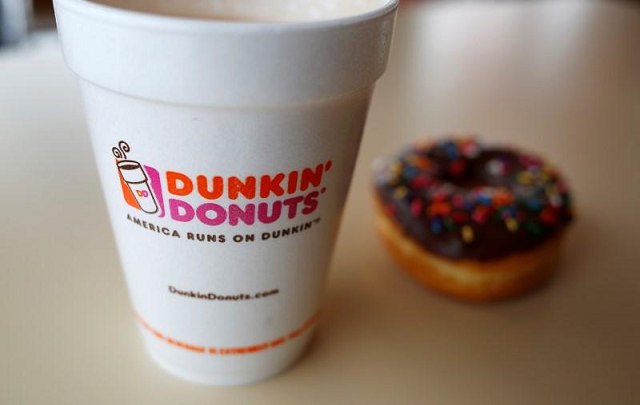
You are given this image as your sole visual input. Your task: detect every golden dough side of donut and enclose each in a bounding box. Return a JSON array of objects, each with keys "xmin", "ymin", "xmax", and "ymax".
[{"xmin": 373, "ymin": 198, "xmax": 563, "ymax": 301}]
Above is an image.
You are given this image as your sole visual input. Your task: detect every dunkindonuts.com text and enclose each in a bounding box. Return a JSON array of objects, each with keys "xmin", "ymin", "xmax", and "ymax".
[{"xmin": 168, "ymin": 285, "xmax": 279, "ymax": 301}]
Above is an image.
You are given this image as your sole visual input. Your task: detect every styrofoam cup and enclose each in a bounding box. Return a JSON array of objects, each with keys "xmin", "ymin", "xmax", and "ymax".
[{"xmin": 54, "ymin": 0, "xmax": 398, "ymax": 385}]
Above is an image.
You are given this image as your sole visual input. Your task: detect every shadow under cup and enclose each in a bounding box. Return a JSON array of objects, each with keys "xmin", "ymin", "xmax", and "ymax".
[{"xmin": 54, "ymin": 0, "xmax": 398, "ymax": 386}]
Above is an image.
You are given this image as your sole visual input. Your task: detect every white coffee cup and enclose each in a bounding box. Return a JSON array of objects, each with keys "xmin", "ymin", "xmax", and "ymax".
[{"xmin": 54, "ymin": 0, "xmax": 398, "ymax": 385}]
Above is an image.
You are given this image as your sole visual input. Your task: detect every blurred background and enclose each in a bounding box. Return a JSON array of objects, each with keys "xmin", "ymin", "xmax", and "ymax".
[
  {"xmin": 1, "ymin": 1, "xmax": 639, "ymax": 404},
  {"xmin": 0, "ymin": 0, "xmax": 53, "ymax": 45}
]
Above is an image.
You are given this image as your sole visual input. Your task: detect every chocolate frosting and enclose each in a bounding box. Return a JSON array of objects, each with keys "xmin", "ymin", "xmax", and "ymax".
[{"xmin": 374, "ymin": 138, "xmax": 573, "ymax": 261}]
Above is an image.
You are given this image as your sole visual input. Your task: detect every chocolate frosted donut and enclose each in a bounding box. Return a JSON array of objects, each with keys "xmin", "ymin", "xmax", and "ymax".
[{"xmin": 373, "ymin": 137, "xmax": 574, "ymax": 301}]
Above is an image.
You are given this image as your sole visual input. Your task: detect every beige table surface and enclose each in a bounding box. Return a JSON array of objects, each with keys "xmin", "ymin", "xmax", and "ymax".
[{"xmin": 1, "ymin": 1, "xmax": 639, "ymax": 404}]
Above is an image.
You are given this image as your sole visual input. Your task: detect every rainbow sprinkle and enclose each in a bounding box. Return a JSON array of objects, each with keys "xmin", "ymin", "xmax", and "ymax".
[{"xmin": 462, "ymin": 225, "xmax": 474, "ymax": 243}]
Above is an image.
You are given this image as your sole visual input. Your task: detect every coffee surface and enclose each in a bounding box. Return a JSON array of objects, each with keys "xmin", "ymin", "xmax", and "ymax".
[{"xmin": 91, "ymin": 0, "xmax": 390, "ymax": 22}]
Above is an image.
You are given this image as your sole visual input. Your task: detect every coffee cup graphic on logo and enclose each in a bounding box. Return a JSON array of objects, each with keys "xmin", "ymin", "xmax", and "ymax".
[{"xmin": 116, "ymin": 160, "xmax": 159, "ymax": 214}]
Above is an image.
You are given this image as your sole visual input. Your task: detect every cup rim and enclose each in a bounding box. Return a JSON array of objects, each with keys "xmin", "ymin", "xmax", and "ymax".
[{"xmin": 54, "ymin": 0, "xmax": 399, "ymax": 33}]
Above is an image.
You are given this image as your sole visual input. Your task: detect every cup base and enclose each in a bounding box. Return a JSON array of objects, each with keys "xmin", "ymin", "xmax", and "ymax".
[{"xmin": 141, "ymin": 328, "xmax": 314, "ymax": 386}]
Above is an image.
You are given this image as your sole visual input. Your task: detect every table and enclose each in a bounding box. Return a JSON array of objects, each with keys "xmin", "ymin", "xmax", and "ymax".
[{"xmin": 1, "ymin": 1, "xmax": 639, "ymax": 403}]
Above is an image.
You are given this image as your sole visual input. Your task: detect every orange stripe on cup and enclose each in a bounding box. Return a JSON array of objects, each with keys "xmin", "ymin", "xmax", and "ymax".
[{"xmin": 136, "ymin": 311, "xmax": 320, "ymax": 356}]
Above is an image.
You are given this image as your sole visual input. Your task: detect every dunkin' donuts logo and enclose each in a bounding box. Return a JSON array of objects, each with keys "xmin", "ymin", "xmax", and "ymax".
[{"xmin": 113, "ymin": 141, "xmax": 331, "ymax": 227}]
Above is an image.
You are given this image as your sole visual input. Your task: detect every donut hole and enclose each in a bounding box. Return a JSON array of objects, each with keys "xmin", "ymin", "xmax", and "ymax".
[
  {"xmin": 440, "ymin": 151, "xmax": 519, "ymax": 190},
  {"xmin": 442, "ymin": 170, "xmax": 487, "ymax": 189}
]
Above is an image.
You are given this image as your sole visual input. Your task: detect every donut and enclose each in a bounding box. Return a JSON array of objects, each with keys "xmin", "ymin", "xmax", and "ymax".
[{"xmin": 373, "ymin": 137, "xmax": 574, "ymax": 301}]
